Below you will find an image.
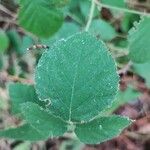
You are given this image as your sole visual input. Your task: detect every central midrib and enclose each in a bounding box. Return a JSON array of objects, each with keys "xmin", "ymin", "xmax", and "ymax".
[{"xmin": 68, "ymin": 49, "xmax": 82, "ymax": 122}]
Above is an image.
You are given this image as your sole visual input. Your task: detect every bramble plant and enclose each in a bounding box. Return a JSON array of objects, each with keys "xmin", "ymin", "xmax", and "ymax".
[{"xmin": 0, "ymin": 0, "xmax": 150, "ymax": 145}]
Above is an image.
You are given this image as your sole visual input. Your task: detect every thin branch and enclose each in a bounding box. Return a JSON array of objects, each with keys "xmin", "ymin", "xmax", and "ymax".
[
  {"xmin": 0, "ymin": 17, "xmax": 16, "ymax": 24},
  {"xmin": 85, "ymin": 0, "xmax": 96, "ymax": 31},
  {"xmin": 3, "ymin": 14, "xmax": 17, "ymax": 30},
  {"xmin": 0, "ymin": 4, "xmax": 15, "ymax": 17},
  {"xmin": 9, "ymin": 75, "xmax": 33, "ymax": 84},
  {"xmin": 0, "ymin": 71, "xmax": 33, "ymax": 84},
  {"xmin": 94, "ymin": 0, "xmax": 150, "ymax": 16}
]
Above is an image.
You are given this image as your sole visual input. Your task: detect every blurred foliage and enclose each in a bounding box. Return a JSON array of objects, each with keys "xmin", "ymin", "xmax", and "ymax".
[
  {"xmin": 133, "ymin": 63, "xmax": 150, "ymax": 88},
  {"xmin": 0, "ymin": 30, "xmax": 9, "ymax": 53},
  {"xmin": 0, "ymin": 0, "xmax": 150, "ymax": 148},
  {"xmin": 89, "ymin": 19, "xmax": 117, "ymax": 41},
  {"xmin": 107, "ymin": 86, "xmax": 141, "ymax": 113},
  {"xmin": 60, "ymin": 139, "xmax": 84, "ymax": 150}
]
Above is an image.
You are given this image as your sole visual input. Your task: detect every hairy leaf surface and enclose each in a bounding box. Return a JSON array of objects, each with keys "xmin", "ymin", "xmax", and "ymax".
[
  {"xmin": 9, "ymin": 83, "xmax": 45, "ymax": 115},
  {"xmin": 21, "ymin": 102, "xmax": 67, "ymax": 138},
  {"xmin": 35, "ymin": 32, "xmax": 119, "ymax": 122},
  {"xmin": 0, "ymin": 124, "xmax": 47, "ymax": 141},
  {"xmin": 75, "ymin": 115, "xmax": 132, "ymax": 144}
]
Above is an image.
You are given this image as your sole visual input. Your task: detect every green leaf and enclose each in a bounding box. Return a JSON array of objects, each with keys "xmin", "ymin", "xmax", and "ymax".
[
  {"xmin": 0, "ymin": 124, "xmax": 47, "ymax": 141},
  {"xmin": 20, "ymin": 36, "xmax": 34, "ymax": 54},
  {"xmin": 9, "ymin": 83, "xmax": 45, "ymax": 115},
  {"xmin": 79, "ymin": 0, "xmax": 99, "ymax": 20},
  {"xmin": 18, "ymin": 0, "xmax": 64, "ymax": 38},
  {"xmin": 101, "ymin": 0, "xmax": 126, "ymax": 8},
  {"xmin": 0, "ymin": 55, "xmax": 3, "ymax": 70},
  {"xmin": 20, "ymin": 0, "xmax": 70, "ymax": 7},
  {"xmin": 133, "ymin": 62, "xmax": 150, "ymax": 88},
  {"xmin": 13, "ymin": 142, "xmax": 31, "ymax": 150},
  {"xmin": 35, "ymin": 32, "xmax": 119, "ymax": 122},
  {"xmin": 59, "ymin": 139, "xmax": 84, "ymax": 150},
  {"xmin": 49, "ymin": 0, "xmax": 70, "ymax": 7},
  {"xmin": 21, "ymin": 102, "xmax": 67, "ymax": 138},
  {"xmin": 52, "ymin": 22, "xmax": 80, "ymax": 39},
  {"xmin": 117, "ymin": 86, "xmax": 140, "ymax": 104},
  {"xmin": 89, "ymin": 19, "xmax": 117, "ymax": 41},
  {"xmin": 128, "ymin": 17, "xmax": 150, "ymax": 63},
  {"xmin": 42, "ymin": 22, "xmax": 80, "ymax": 45},
  {"xmin": 121, "ymin": 13, "xmax": 139, "ymax": 32},
  {"xmin": 7, "ymin": 30, "xmax": 22, "ymax": 54},
  {"xmin": 0, "ymin": 30, "xmax": 9, "ymax": 53},
  {"xmin": 75, "ymin": 115, "xmax": 132, "ymax": 144},
  {"xmin": 107, "ymin": 86, "xmax": 141, "ymax": 113}
]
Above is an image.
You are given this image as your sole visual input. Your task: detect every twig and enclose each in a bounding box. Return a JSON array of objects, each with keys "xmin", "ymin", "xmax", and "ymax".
[
  {"xmin": 0, "ymin": 71, "xmax": 33, "ymax": 84},
  {"xmin": 9, "ymin": 75, "xmax": 33, "ymax": 84},
  {"xmin": 94, "ymin": 0, "xmax": 150, "ymax": 16},
  {"xmin": 3, "ymin": 14, "xmax": 17, "ymax": 30},
  {"xmin": 0, "ymin": 17, "xmax": 16, "ymax": 24},
  {"xmin": 0, "ymin": 4, "xmax": 17, "ymax": 30},
  {"xmin": 85, "ymin": 0, "xmax": 96, "ymax": 31},
  {"xmin": 0, "ymin": 4, "xmax": 15, "ymax": 17}
]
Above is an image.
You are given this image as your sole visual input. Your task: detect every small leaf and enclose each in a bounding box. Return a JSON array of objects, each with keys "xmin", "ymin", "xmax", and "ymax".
[
  {"xmin": 128, "ymin": 17, "xmax": 150, "ymax": 63},
  {"xmin": 133, "ymin": 62, "xmax": 150, "ymax": 88},
  {"xmin": 0, "ymin": 30, "xmax": 9, "ymax": 53},
  {"xmin": 9, "ymin": 83, "xmax": 45, "ymax": 115},
  {"xmin": 101, "ymin": 0, "xmax": 126, "ymax": 8},
  {"xmin": 35, "ymin": 32, "xmax": 119, "ymax": 122},
  {"xmin": 20, "ymin": 36, "xmax": 34, "ymax": 54},
  {"xmin": 7, "ymin": 30, "xmax": 22, "ymax": 54},
  {"xmin": 0, "ymin": 124, "xmax": 47, "ymax": 141},
  {"xmin": 42, "ymin": 22, "xmax": 80, "ymax": 46},
  {"xmin": 13, "ymin": 142, "xmax": 31, "ymax": 150},
  {"xmin": 106, "ymin": 86, "xmax": 141, "ymax": 113},
  {"xmin": 121, "ymin": 13, "xmax": 139, "ymax": 32},
  {"xmin": 59, "ymin": 139, "xmax": 84, "ymax": 150},
  {"xmin": 79, "ymin": 0, "xmax": 99, "ymax": 20},
  {"xmin": 0, "ymin": 56, "xmax": 3, "ymax": 70},
  {"xmin": 75, "ymin": 115, "xmax": 132, "ymax": 144},
  {"xmin": 18, "ymin": 0, "xmax": 64, "ymax": 38},
  {"xmin": 89, "ymin": 19, "xmax": 117, "ymax": 41},
  {"xmin": 21, "ymin": 102, "xmax": 67, "ymax": 138}
]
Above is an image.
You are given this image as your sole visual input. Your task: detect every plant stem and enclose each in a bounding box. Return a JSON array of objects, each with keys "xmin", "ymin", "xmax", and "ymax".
[
  {"xmin": 95, "ymin": 0, "xmax": 150, "ymax": 16},
  {"xmin": 85, "ymin": 0, "xmax": 96, "ymax": 32}
]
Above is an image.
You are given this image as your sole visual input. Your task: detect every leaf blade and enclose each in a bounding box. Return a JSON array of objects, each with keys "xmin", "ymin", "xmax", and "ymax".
[
  {"xmin": 18, "ymin": 0, "xmax": 64, "ymax": 38},
  {"xmin": 75, "ymin": 115, "xmax": 132, "ymax": 144},
  {"xmin": 128, "ymin": 17, "xmax": 150, "ymax": 63},
  {"xmin": 0, "ymin": 124, "xmax": 47, "ymax": 141},
  {"xmin": 35, "ymin": 32, "xmax": 119, "ymax": 122},
  {"xmin": 9, "ymin": 83, "xmax": 45, "ymax": 116},
  {"xmin": 21, "ymin": 102, "xmax": 68, "ymax": 138}
]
